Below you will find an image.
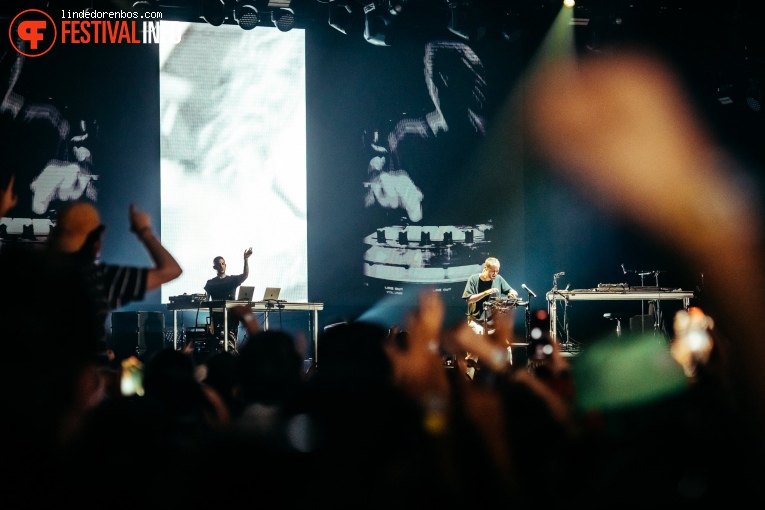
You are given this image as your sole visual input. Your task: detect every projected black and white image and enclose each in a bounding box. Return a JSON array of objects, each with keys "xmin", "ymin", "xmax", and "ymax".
[
  {"xmin": 361, "ymin": 40, "xmax": 494, "ymax": 284},
  {"xmin": 0, "ymin": 44, "xmax": 99, "ymax": 243},
  {"xmin": 159, "ymin": 22, "xmax": 307, "ymax": 303}
]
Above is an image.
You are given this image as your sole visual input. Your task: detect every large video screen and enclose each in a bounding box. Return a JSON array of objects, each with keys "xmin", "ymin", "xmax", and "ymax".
[{"xmin": 159, "ymin": 22, "xmax": 307, "ymax": 303}]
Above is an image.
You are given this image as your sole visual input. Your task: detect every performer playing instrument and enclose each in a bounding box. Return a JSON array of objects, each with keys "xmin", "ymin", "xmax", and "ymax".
[
  {"xmin": 461, "ymin": 257, "xmax": 519, "ymax": 377},
  {"xmin": 462, "ymin": 256, "xmax": 519, "ymax": 334}
]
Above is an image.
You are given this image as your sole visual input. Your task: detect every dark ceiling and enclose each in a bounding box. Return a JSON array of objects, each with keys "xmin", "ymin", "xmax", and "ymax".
[
  {"xmin": 14, "ymin": 1, "xmax": 763, "ymax": 52},
  {"xmin": 5, "ymin": 1, "xmax": 765, "ymax": 166},
  {"xmin": 7, "ymin": 1, "xmax": 765, "ymax": 63},
  {"xmin": 88, "ymin": 1, "xmax": 765, "ymax": 83}
]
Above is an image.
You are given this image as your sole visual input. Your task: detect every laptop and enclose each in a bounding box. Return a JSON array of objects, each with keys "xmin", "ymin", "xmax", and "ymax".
[
  {"xmin": 263, "ymin": 287, "xmax": 281, "ymax": 301},
  {"xmin": 237, "ymin": 286, "xmax": 255, "ymax": 302}
]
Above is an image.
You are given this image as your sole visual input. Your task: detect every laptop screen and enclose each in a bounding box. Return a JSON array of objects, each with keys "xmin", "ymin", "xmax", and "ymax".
[
  {"xmin": 237, "ymin": 286, "xmax": 255, "ymax": 301},
  {"xmin": 263, "ymin": 287, "xmax": 281, "ymax": 301}
]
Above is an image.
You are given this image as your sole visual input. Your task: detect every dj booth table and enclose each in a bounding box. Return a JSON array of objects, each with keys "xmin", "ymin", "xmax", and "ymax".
[
  {"xmin": 166, "ymin": 300, "xmax": 324, "ymax": 359},
  {"xmin": 545, "ymin": 289, "xmax": 694, "ymax": 343}
]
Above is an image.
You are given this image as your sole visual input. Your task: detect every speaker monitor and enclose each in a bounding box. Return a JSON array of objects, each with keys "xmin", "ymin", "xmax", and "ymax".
[
  {"xmin": 110, "ymin": 311, "xmax": 165, "ymax": 360},
  {"xmin": 629, "ymin": 314, "xmax": 654, "ymax": 335}
]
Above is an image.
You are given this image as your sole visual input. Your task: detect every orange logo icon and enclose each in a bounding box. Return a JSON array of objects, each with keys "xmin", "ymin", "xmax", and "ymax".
[{"xmin": 9, "ymin": 9, "xmax": 57, "ymax": 57}]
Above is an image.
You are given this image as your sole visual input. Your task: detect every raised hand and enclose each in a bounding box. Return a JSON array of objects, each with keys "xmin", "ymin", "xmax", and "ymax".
[
  {"xmin": 384, "ymin": 291, "xmax": 449, "ymax": 406},
  {"xmin": 229, "ymin": 303, "xmax": 259, "ymax": 336},
  {"xmin": 0, "ymin": 175, "xmax": 18, "ymax": 217},
  {"xmin": 128, "ymin": 202, "xmax": 152, "ymax": 234}
]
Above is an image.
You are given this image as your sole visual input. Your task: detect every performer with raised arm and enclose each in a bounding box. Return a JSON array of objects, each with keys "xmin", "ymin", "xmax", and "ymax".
[{"xmin": 204, "ymin": 247, "xmax": 253, "ymax": 351}]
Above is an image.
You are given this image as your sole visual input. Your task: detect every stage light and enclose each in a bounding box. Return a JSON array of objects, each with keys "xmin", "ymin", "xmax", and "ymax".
[
  {"xmin": 447, "ymin": 0, "xmax": 484, "ymax": 41},
  {"xmin": 717, "ymin": 83, "xmax": 733, "ymax": 105},
  {"xmin": 376, "ymin": 229, "xmax": 386, "ymax": 243},
  {"xmin": 447, "ymin": 1, "xmax": 470, "ymax": 40},
  {"xmin": 501, "ymin": 9, "xmax": 524, "ymax": 43},
  {"xmin": 272, "ymin": 7, "xmax": 295, "ymax": 31},
  {"xmin": 746, "ymin": 78, "xmax": 762, "ymax": 112},
  {"xmin": 384, "ymin": 0, "xmax": 408, "ymax": 15},
  {"xmin": 200, "ymin": 0, "xmax": 227, "ymax": 26},
  {"xmin": 364, "ymin": 3, "xmax": 395, "ymax": 46},
  {"xmin": 132, "ymin": 0, "xmax": 157, "ymax": 14},
  {"xmin": 564, "ymin": 0, "xmax": 575, "ymax": 8},
  {"xmin": 328, "ymin": 0, "xmax": 353, "ymax": 34},
  {"xmin": 398, "ymin": 231, "xmax": 409, "ymax": 245},
  {"xmin": 234, "ymin": 2, "xmax": 260, "ymax": 30}
]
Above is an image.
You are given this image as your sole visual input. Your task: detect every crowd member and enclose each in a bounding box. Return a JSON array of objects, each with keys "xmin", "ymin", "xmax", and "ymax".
[
  {"xmin": 382, "ymin": 290, "xmax": 577, "ymax": 507},
  {"xmin": 64, "ymin": 347, "xmax": 230, "ymax": 510},
  {"xmin": 0, "ymin": 225, "xmax": 103, "ymax": 508},
  {"xmin": 523, "ymin": 47, "xmax": 765, "ymax": 505},
  {"xmin": 0, "ymin": 173, "xmax": 16, "ymax": 217},
  {"xmin": 293, "ymin": 319, "xmax": 454, "ymax": 509},
  {"xmin": 200, "ymin": 350, "xmax": 244, "ymax": 419},
  {"xmin": 47, "ymin": 200, "xmax": 182, "ymax": 361}
]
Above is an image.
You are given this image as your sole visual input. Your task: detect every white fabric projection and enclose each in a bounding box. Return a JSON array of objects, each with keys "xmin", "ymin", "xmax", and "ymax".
[{"xmin": 159, "ymin": 22, "xmax": 307, "ymax": 303}]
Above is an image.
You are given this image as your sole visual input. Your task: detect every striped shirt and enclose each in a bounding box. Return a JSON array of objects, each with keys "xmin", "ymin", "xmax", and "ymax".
[{"xmin": 88, "ymin": 263, "xmax": 148, "ymax": 342}]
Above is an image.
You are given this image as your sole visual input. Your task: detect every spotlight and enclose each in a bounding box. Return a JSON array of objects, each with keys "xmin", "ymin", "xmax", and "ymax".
[
  {"xmin": 132, "ymin": 0, "xmax": 156, "ymax": 13},
  {"xmin": 384, "ymin": 0, "xmax": 407, "ymax": 15},
  {"xmin": 272, "ymin": 7, "xmax": 295, "ymax": 31},
  {"xmin": 746, "ymin": 78, "xmax": 762, "ymax": 112},
  {"xmin": 716, "ymin": 83, "xmax": 733, "ymax": 105},
  {"xmin": 447, "ymin": 1, "xmax": 484, "ymax": 41},
  {"xmin": 501, "ymin": 9, "xmax": 523, "ymax": 43},
  {"xmin": 364, "ymin": 3, "xmax": 396, "ymax": 46},
  {"xmin": 329, "ymin": 1, "xmax": 353, "ymax": 34},
  {"xmin": 563, "ymin": 0, "xmax": 575, "ymax": 7},
  {"xmin": 201, "ymin": 0, "xmax": 227, "ymax": 26},
  {"xmin": 234, "ymin": 2, "xmax": 260, "ymax": 30},
  {"xmin": 447, "ymin": 1, "xmax": 469, "ymax": 40}
]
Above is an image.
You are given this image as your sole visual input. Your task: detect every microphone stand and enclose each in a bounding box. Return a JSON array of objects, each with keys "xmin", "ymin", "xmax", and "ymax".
[
  {"xmin": 521, "ymin": 284, "xmax": 536, "ymax": 343},
  {"xmin": 623, "ymin": 264, "xmax": 665, "ymax": 336},
  {"xmin": 548, "ymin": 276, "xmax": 557, "ymax": 344},
  {"xmin": 638, "ymin": 270, "xmax": 647, "ymax": 335},
  {"xmin": 623, "ymin": 264, "xmax": 648, "ymax": 334},
  {"xmin": 651, "ymin": 270, "xmax": 665, "ymax": 335},
  {"xmin": 550, "ymin": 274, "xmax": 565, "ymax": 345},
  {"xmin": 563, "ymin": 291, "xmax": 570, "ymax": 346}
]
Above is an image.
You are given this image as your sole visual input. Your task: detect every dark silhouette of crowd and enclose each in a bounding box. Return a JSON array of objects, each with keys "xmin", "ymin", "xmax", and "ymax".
[{"xmin": 2, "ymin": 46, "xmax": 765, "ymax": 510}]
